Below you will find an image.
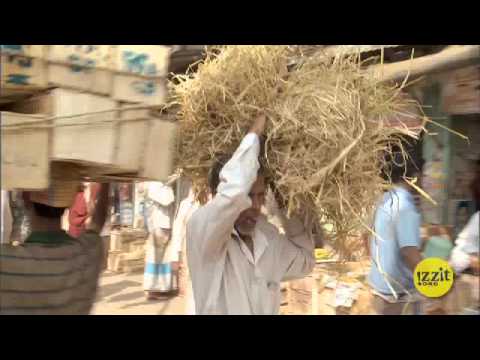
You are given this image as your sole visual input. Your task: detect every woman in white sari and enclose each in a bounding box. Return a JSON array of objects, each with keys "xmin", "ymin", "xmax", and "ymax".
[{"xmin": 143, "ymin": 182, "xmax": 175, "ymax": 300}]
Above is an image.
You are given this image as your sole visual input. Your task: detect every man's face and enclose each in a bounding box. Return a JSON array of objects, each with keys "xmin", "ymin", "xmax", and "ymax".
[{"xmin": 235, "ymin": 175, "xmax": 266, "ymax": 237}]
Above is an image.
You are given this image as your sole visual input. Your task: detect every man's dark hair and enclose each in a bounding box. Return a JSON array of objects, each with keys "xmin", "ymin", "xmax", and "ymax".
[
  {"xmin": 382, "ymin": 152, "xmax": 424, "ymax": 184},
  {"xmin": 32, "ymin": 202, "xmax": 66, "ymax": 219},
  {"xmin": 208, "ymin": 154, "xmax": 266, "ymax": 195}
]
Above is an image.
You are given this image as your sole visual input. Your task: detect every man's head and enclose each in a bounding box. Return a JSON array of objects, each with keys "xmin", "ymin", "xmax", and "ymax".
[
  {"xmin": 235, "ymin": 174, "xmax": 266, "ymax": 237},
  {"xmin": 31, "ymin": 202, "xmax": 65, "ymax": 219},
  {"xmin": 208, "ymin": 155, "xmax": 267, "ymax": 237},
  {"xmin": 22, "ymin": 192, "xmax": 66, "ymax": 232},
  {"xmin": 382, "ymin": 151, "xmax": 424, "ymax": 185}
]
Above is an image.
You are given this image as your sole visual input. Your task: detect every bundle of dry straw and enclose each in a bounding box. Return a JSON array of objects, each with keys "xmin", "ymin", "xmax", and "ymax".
[{"xmin": 170, "ymin": 45, "xmax": 423, "ymax": 258}]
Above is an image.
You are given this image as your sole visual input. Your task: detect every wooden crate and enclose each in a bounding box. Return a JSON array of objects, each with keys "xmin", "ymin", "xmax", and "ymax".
[
  {"xmin": 7, "ymin": 89, "xmax": 177, "ymax": 182},
  {"xmin": 10, "ymin": 88, "xmax": 118, "ymax": 167},
  {"xmin": 1, "ymin": 112, "xmax": 50, "ymax": 190},
  {"xmin": 109, "ymin": 231, "xmax": 131, "ymax": 252},
  {"xmin": 112, "ymin": 105, "xmax": 177, "ymax": 181},
  {"xmin": 123, "ymin": 259, "xmax": 145, "ymax": 274},
  {"xmin": 111, "ymin": 74, "xmax": 167, "ymax": 106},
  {"xmin": 1, "ymin": 45, "xmax": 48, "ymax": 98},
  {"xmin": 107, "ymin": 250, "xmax": 125, "ymax": 272},
  {"xmin": 51, "ymin": 89, "xmax": 118, "ymax": 165},
  {"xmin": 114, "ymin": 104, "xmax": 151, "ymax": 172},
  {"xmin": 140, "ymin": 117, "xmax": 177, "ymax": 181},
  {"xmin": 113, "ymin": 45, "xmax": 170, "ymax": 77},
  {"xmin": 442, "ymin": 65, "xmax": 480, "ymax": 115},
  {"xmin": 111, "ymin": 45, "xmax": 170, "ymax": 105},
  {"xmin": 128, "ymin": 240, "xmax": 146, "ymax": 253},
  {"xmin": 1, "ymin": 45, "xmax": 45, "ymax": 58},
  {"xmin": 46, "ymin": 45, "xmax": 114, "ymax": 95}
]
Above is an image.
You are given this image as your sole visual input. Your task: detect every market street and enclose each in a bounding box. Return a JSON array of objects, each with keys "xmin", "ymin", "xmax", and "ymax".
[{"xmin": 91, "ymin": 271, "xmax": 186, "ymax": 315}]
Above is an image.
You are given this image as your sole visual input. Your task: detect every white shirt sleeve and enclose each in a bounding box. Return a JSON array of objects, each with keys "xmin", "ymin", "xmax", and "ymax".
[
  {"xmin": 274, "ymin": 209, "xmax": 315, "ymax": 281},
  {"xmin": 450, "ymin": 212, "xmax": 479, "ymax": 273},
  {"xmin": 187, "ymin": 133, "xmax": 260, "ymax": 261}
]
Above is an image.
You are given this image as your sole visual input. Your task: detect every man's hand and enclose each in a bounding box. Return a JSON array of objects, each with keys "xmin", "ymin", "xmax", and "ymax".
[
  {"xmin": 400, "ymin": 246, "xmax": 423, "ymax": 273},
  {"xmin": 249, "ymin": 113, "xmax": 266, "ymax": 137},
  {"xmin": 85, "ymin": 184, "xmax": 110, "ymax": 234},
  {"xmin": 270, "ymin": 181, "xmax": 287, "ymax": 210}
]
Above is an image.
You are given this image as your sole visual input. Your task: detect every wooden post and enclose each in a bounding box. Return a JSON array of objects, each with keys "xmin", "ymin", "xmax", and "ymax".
[{"xmin": 371, "ymin": 45, "xmax": 480, "ymax": 83}]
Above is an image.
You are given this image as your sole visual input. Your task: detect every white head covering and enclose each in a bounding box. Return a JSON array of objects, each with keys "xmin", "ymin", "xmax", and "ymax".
[{"xmin": 146, "ymin": 182, "xmax": 174, "ymax": 207}]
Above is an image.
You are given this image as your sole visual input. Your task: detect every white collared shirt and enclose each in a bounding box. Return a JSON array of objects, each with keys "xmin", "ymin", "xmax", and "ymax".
[
  {"xmin": 450, "ymin": 212, "xmax": 479, "ymax": 273},
  {"xmin": 186, "ymin": 133, "xmax": 315, "ymax": 315}
]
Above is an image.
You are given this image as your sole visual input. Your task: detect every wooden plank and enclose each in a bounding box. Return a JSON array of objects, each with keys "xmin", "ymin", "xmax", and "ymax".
[
  {"xmin": 1, "ymin": 54, "xmax": 47, "ymax": 91},
  {"xmin": 1, "ymin": 45, "xmax": 46, "ymax": 58},
  {"xmin": 370, "ymin": 45, "xmax": 480, "ymax": 83},
  {"xmin": 113, "ymin": 45, "xmax": 170, "ymax": 77},
  {"xmin": 113, "ymin": 103, "xmax": 150, "ymax": 172},
  {"xmin": 47, "ymin": 64, "xmax": 113, "ymax": 95},
  {"xmin": 47, "ymin": 45, "xmax": 113, "ymax": 69},
  {"xmin": 46, "ymin": 45, "xmax": 114, "ymax": 95},
  {"xmin": 1, "ymin": 112, "xmax": 50, "ymax": 190},
  {"xmin": 442, "ymin": 65, "xmax": 480, "ymax": 115},
  {"xmin": 111, "ymin": 74, "xmax": 167, "ymax": 105}
]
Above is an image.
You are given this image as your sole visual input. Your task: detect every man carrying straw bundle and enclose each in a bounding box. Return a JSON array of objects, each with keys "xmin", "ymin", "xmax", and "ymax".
[{"xmin": 186, "ymin": 114, "xmax": 315, "ymax": 315}]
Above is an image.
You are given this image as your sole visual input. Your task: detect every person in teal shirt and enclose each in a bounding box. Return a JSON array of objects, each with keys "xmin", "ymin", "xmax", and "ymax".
[{"xmin": 369, "ymin": 153, "xmax": 424, "ymax": 315}]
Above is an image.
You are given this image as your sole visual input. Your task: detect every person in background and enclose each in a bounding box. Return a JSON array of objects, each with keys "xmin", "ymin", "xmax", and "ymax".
[
  {"xmin": 448, "ymin": 211, "xmax": 479, "ymax": 312},
  {"xmin": 168, "ymin": 186, "xmax": 209, "ymax": 314},
  {"xmin": 450, "ymin": 211, "xmax": 479, "ymax": 276},
  {"xmin": 0, "ymin": 184, "xmax": 110, "ymax": 314},
  {"xmin": 471, "ymin": 159, "xmax": 480, "ymax": 212},
  {"xmin": 143, "ymin": 182, "xmax": 175, "ymax": 300},
  {"xmin": 186, "ymin": 114, "xmax": 315, "ymax": 315},
  {"xmin": 68, "ymin": 182, "xmax": 101, "ymax": 239},
  {"xmin": 1, "ymin": 190, "xmax": 13, "ymax": 244},
  {"xmin": 368, "ymin": 152, "xmax": 425, "ymax": 315}
]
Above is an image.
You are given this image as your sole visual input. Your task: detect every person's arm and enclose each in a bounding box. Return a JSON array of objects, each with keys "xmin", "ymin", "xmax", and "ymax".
[
  {"xmin": 85, "ymin": 184, "xmax": 110, "ymax": 234},
  {"xmin": 400, "ymin": 247, "xmax": 423, "ymax": 272},
  {"xmin": 450, "ymin": 212, "xmax": 479, "ymax": 274},
  {"xmin": 69, "ymin": 194, "xmax": 88, "ymax": 226},
  {"xmin": 276, "ymin": 210, "xmax": 315, "ymax": 281},
  {"xmin": 267, "ymin": 187, "xmax": 315, "ymax": 280},
  {"xmin": 187, "ymin": 115, "xmax": 265, "ymax": 261},
  {"xmin": 396, "ymin": 207, "xmax": 423, "ymax": 272}
]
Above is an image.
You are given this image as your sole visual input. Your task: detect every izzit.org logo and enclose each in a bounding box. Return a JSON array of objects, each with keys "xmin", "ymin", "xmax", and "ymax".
[{"xmin": 414, "ymin": 258, "xmax": 454, "ymax": 298}]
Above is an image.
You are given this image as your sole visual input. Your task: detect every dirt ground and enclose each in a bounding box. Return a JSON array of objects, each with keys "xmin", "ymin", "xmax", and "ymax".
[
  {"xmin": 91, "ymin": 262, "xmax": 374, "ymax": 315},
  {"xmin": 91, "ymin": 271, "xmax": 187, "ymax": 315}
]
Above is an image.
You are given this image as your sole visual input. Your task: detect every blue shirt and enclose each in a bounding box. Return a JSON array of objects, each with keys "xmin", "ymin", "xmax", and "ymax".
[{"xmin": 368, "ymin": 186, "xmax": 421, "ymax": 295}]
